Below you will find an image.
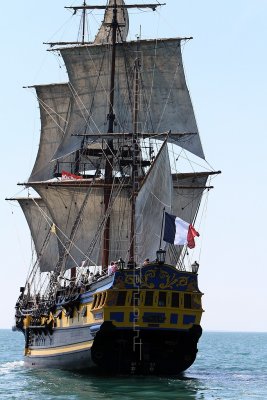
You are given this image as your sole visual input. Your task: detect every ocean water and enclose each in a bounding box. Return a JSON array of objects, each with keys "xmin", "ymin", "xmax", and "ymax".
[{"xmin": 0, "ymin": 330, "xmax": 266, "ymax": 399}]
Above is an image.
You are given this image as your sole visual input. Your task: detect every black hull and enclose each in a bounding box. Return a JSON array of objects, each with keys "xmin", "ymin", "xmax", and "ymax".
[{"xmin": 91, "ymin": 323, "xmax": 202, "ymax": 375}]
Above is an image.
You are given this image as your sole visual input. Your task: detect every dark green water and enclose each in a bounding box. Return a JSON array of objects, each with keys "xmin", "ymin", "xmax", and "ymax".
[{"xmin": 0, "ymin": 330, "xmax": 266, "ymax": 399}]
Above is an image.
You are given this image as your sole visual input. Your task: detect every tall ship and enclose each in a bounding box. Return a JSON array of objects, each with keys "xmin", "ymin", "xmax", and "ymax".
[{"xmin": 8, "ymin": 0, "xmax": 220, "ymax": 374}]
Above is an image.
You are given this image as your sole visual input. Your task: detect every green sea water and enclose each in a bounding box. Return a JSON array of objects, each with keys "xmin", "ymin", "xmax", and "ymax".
[{"xmin": 0, "ymin": 330, "xmax": 266, "ymax": 399}]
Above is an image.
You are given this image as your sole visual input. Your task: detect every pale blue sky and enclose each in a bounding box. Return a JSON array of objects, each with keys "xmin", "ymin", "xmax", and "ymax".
[{"xmin": 1, "ymin": 0, "xmax": 267, "ymax": 331}]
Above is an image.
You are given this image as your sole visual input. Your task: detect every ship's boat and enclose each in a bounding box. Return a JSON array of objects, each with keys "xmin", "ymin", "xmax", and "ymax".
[{"xmin": 8, "ymin": 0, "xmax": 220, "ymax": 374}]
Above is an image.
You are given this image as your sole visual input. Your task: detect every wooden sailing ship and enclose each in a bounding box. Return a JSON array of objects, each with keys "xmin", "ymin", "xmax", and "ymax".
[{"xmin": 8, "ymin": 0, "xmax": 220, "ymax": 374}]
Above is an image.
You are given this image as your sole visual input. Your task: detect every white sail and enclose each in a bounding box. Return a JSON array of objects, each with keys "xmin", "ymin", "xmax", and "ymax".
[
  {"xmin": 30, "ymin": 182, "xmax": 133, "ymax": 269},
  {"xmin": 165, "ymin": 172, "xmax": 209, "ymax": 264},
  {"xmin": 17, "ymin": 198, "xmax": 59, "ymax": 272},
  {"xmin": 135, "ymin": 141, "xmax": 172, "ymax": 263},
  {"xmin": 172, "ymin": 173, "xmax": 209, "ymax": 221},
  {"xmin": 29, "ymin": 84, "xmax": 71, "ymax": 182},
  {"xmin": 94, "ymin": 0, "xmax": 129, "ymax": 44},
  {"xmin": 30, "ymin": 184, "xmax": 103, "ymax": 269},
  {"xmin": 108, "ymin": 188, "xmax": 131, "ymax": 262},
  {"xmin": 53, "ymin": 38, "xmax": 204, "ymax": 161}
]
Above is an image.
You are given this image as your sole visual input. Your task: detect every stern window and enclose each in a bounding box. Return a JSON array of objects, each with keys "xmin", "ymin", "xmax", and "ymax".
[
  {"xmin": 131, "ymin": 291, "xmax": 140, "ymax": 306},
  {"xmin": 117, "ymin": 291, "xmax": 127, "ymax": 306},
  {"xmin": 144, "ymin": 291, "xmax": 154, "ymax": 306},
  {"xmin": 184, "ymin": 294, "xmax": 192, "ymax": 309},
  {"xmin": 158, "ymin": 292, "xmax": 166, "ymax": 307},
  {"xmin": 171, "ymin": 293, "xmax": 180, "ymax": 308}
]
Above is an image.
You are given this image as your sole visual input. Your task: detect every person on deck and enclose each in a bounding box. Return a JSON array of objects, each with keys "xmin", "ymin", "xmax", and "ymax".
[
  {"xmin": 113, "ymin": 262, "xmax": 118, "ymax": 273},
  {"xmin": 88, "ymin": 272, "xmax": 94, "ymax": 284},
  {"xmin": 108, "ymin": 261, "xmax": 115, "ymax": 275}
]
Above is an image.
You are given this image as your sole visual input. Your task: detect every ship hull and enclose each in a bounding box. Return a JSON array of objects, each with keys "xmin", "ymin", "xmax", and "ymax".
[
  {"xmin": 23, "ymin": 322, "xmax": 202, "ymax": 374},
  {"xmin": 23, "ymin": 324, "xmax": 95, "ymax": 369},
  {"xmin": 24, "ymin": 347, "xmax": 93, "ymax": 369}
]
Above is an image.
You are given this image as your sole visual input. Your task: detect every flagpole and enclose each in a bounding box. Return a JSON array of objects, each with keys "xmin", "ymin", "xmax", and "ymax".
[{"xmin": 159, "ymin": 207, "xmax": 165, "ymax": 249}]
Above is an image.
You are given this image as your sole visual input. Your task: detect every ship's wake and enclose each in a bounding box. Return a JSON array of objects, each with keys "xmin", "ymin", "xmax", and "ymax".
[{"xmin": 0, "ymin": 360, "xmax": 24, "ymax": 375}]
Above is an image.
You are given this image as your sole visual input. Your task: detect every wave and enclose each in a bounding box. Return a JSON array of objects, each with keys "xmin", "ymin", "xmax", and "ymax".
[{"xmin": 0, "ymin": 360, "xmax": 24, "ymax": 375}]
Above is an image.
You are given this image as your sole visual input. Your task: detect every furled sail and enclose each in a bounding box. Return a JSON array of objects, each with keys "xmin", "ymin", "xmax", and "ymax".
[
  {"xmin": 94, "ymin": 0, "xmax": 129, "ymax": 44},
  {"xmin": 17, "ymin": 198, "xmax": 59, "ymax": 272},
  {"xmin": 29, "ymin": 84, "xmax": 71, "ymax": 182},
  {"xmin": 53, "ymin": 38, "xmax": 204, "ymax": 161},
  {"xmin": 135, "ymin": 141, "xmax": 172, "ymax": 263}
]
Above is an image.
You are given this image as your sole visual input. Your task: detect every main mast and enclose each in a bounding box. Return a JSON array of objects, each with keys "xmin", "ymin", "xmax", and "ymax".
[
  {"xmin": 129, "ymin": 44, "xmax": 141, "ymax": 261},
  {"xmin": 100, "ymin": 1, "xmax": 165, "ymax": 267},
  {"xmin": 102, "ymin": 1, "xmax": 118, "ymax": 268}
]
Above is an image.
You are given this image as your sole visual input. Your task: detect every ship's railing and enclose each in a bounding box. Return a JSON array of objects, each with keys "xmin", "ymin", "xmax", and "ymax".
[
  {"xmin": 15, "ymin": 260, "xmax": 199, "ymax": 321},
  {"xmin": 53, "ymin": 161, "xmax": 100, "ymax": 177}
]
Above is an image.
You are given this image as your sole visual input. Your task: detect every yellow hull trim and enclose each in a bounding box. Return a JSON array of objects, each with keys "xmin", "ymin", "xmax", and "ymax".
[{"xmin": 27, "ymin": 340, "xmax": 93, "ymax": 357}]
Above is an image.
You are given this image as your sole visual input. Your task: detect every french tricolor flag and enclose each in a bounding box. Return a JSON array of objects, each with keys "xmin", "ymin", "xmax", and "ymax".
[{"xmin": 163, "ymin": 212, "xmax": 200, "ymax": 249}]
